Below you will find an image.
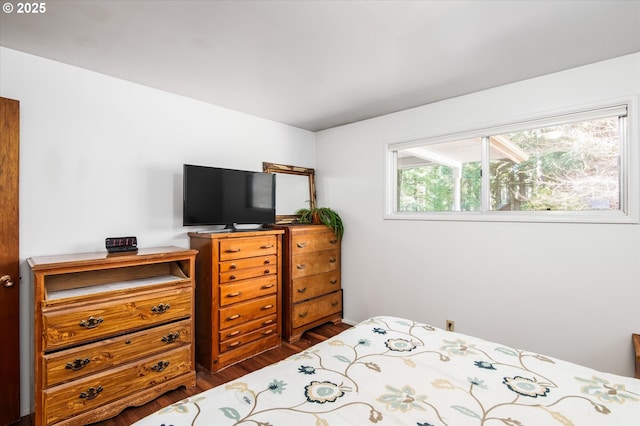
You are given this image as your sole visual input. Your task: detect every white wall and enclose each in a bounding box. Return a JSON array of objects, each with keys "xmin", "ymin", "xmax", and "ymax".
[
  {"xmin": 315, "ymin": 53, "xmax": 640, "ymax": 378},
  {"xmin": 0, "ymin": 47, "xmax": 316, "ymax": 416}
]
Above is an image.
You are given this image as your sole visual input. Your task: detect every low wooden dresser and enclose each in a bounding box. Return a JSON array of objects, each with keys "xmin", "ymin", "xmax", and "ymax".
[
  {"xmin": 189, "ymin": 229, "xmax": 284, "ymax": 372},
  {"xmin": 28, "ymin": 246, "xmax": 197, "ymax": 426},
  {"xmin": 278, "ymin": 224, "xmax": 342, "ymax": 342}
]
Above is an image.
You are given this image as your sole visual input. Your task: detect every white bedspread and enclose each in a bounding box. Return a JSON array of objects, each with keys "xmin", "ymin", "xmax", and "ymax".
[{"xmin": 134, "ymin": 316, "xmax": 640, "ymax": 425}]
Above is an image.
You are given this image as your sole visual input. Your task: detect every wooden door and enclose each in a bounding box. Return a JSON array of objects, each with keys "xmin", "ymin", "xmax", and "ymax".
[{"xmin": 0, "ymin": 97, "xmax": 20, "ymax": 424}]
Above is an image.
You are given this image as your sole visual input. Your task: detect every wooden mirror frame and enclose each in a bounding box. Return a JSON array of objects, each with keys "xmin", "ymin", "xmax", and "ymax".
[{"xmin": 263, "ymin": 162, "xmax": 317, "ymax": 224}]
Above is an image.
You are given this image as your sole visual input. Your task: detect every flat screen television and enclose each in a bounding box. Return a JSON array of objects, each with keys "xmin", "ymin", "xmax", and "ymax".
[{"xmin": 183, "ymin": 164, "xmax": 276, "ymax": 229}]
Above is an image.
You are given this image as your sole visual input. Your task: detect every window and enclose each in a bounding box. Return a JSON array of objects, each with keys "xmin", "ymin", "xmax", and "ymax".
[{"xmin": 386, "ymin": 101, "xmax": 637, "ymax": 223}]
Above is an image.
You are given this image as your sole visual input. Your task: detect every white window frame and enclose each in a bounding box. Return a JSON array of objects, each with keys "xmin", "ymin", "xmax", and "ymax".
[{"xmin": 384, "ymin": 97, "xmax": 639, "ymax": 224}]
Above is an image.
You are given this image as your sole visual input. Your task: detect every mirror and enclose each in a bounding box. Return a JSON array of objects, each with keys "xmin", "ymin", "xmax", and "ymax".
[{"xmin": 263, "ymin": 162, "xmax": 316, "ymax": 223}]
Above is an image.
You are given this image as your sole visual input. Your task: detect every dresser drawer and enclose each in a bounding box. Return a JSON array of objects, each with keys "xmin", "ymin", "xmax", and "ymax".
[
  {"xmin": 43, "ymin": 319, "xmax": 192, "ymax": 388},
  {"xmin": 218, "ymin": 314, "xmax": 277, "ymax": 343},
  {"xmin": 42, "ymin": 286, "xmax": 192, "ymax": 351},
  {"xmin": 219, "ymin": 236, "xmax": 278, "ymax": 261},
  {"xmin": 291, "ymin": 232, "xmax": 339, "ymax": 254},
  {"xmin": 219, "ymin": 322, "xmax": 278, "ymax": 353},
  {"xmin": 219, "ymin": 295, "xmax": 277, "ymax": 329},
  {"xmin": 43, "ymin": 345, "xmax": 192, "ymax": 425},
  {"xmin": 219, "ymin": 264, "xmax": 277, "ymax": 284},
  {"xmin": 292, "ymin": 290, "xmax": 342, "ymax": 328},
  {"xmin": 219, "ymin": 255, "xmax": 276, "ymax": 273},
  {"xmin": 292, "ymin": 272, "xmax": 341, "ymax": 303},
  {"xmin": 217, "ymin": 333, "xmax": 280, "ymax": 369},
  {"xmin": 291, "ymin": 249, "xmax": 339, "ymax": 279},
  {"xmin": 219, "ymin": 276, "xmax": 277, "ymax": 306}
]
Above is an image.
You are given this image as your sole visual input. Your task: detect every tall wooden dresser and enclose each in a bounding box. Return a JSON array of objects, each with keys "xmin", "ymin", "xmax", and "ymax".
[
  {"xmin": 28, "ymin": 246, "xmax": 197, "ymax": 426},
  {"xmin": 189, "ymin": 229, "xmax": 284, "ymax": 372},
  {"xmin": 278, "ymin": 224, "xmax": 342, "ymax": 342}
]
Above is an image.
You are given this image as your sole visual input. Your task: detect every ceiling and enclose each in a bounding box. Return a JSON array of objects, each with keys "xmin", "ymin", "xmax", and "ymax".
[{"xmin": 1, "ymin": 1, "xmax": 639, "ymax": 131}]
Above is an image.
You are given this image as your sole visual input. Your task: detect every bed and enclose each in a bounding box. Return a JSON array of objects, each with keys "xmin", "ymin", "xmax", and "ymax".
[{"xmin": 134, "ymin": 316, "xmax": 640, "ymax": 425}]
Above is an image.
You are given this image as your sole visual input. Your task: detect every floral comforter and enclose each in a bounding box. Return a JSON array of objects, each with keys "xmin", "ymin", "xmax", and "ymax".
[{"xmin": 135, "ymin": 316, "xmax": 640, "ymax": 425}]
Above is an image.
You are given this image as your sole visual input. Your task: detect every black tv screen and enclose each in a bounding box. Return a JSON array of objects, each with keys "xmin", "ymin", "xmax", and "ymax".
[{"xmin": 183, "ymin": 164, "xmax": 276, "ymax": 227}]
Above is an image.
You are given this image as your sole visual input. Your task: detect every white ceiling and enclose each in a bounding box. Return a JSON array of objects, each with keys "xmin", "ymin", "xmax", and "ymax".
[{"xmin": 1, "ymin": 1, "xmax": 639, "ymax": 131}]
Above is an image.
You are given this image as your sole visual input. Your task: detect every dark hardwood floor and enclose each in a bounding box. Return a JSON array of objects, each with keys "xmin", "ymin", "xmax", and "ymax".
[{"xmin": 16, "ymin": 321, "xmax": 352, "ymax": 426}]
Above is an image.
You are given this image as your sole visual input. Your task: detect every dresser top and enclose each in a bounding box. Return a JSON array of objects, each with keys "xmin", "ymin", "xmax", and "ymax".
[{"xmin": 28, "ymin": 246, "xmax": 197, "ymax": 270}]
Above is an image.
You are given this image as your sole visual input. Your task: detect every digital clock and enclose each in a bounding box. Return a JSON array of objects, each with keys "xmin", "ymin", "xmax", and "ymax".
[{"xmin": 105, "ymin": 236, "xmax": 138, "ymax": 253}]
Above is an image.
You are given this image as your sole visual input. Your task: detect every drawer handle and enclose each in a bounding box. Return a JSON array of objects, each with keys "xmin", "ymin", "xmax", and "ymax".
[
  {"xmin": 230, "ymin": 263, "xmax": 237, "ymax": 269},
  {"xmin": 331, "ymin": 302, "xmax": 339, "ymax": 307},
  {"xmin": 330, "ymin": 279, "xmax": 338, "ymax": 284},
  {"xmin": 227, "ymin": 314, "xmax": 241, "ymax": 321},
  {"xmin": 79, "ymin": 386, "xmax": 103, "ymax": 401},
  {"xmin": 296, "ymin": 264, "xmax": 306, "ymax": 270},
  {"xmin": 329, "ymin": 258, "xmax": 337, "ymax": 263},
  {"xmin": 161, "ymin": 332, "xmax": 180, "ymax": 343},
  {"xmin": 263, "ymin": 269, "xmax": 271, "ymax": 274},
  {"xmin": 296, "ymin": 242, "xmax": 307, "ymax": 248},
  {"xmin": 79, "ymin": 316, "xmax": 103, "ymax": 329},
  {"xmin": 297, "ymin": 287, "xmax": 307, "ymax": 293},
  {"xmin": 228, "ymin": 341, "xmax": 241, "ymax": 348},
  {"xmin": 261, "ymin": 284, "xmax": 274, "ymax": 289},
  {"xmin": 298, "ymin": 311, "xmax": 308, "ymax": 318},
  {"xmin": 151, "ymin": 360, "xmax": 169, "ymax": 372},
  {"xmin": 229, "ymin": 275, "xmax": 237, "ymax": 280},
  {"xmin": 264, "ymin": 259, "xmax": 271, "ymax": 265},
  {"xmin": 260, "ymin": 244, "xmax": 274, "ymax": 249},
  {"xmin": 227, "ymin": 330, "xmax": 241, "ymax": 337},
  {"xmin": 151, "ymin": 303, "xmax": 171, "ymax": 314},
  {"xmin": 262, "ymin": 329, "xmax": 274, "ymax": 336},
  {"xmin": 262, "ymin": 304, "xmax": 274, "ymax": 310},
  {"xmin": 227, "ymin": 292, "xmax": 242, "ymax": 298},
  {"xmin": 66, "ymin": 357, "xmax": 90, "ymax": 372},
  {"xmin": 262, "ymin": 319, "xmax": 274, "ymax": 325},
  {"xmin": 330, "ymin": 239, "xmax": 338, "ymax": 244},
  {"xmin": 226, "ymin": 248, "xmax": 241, "ymax": 253}
]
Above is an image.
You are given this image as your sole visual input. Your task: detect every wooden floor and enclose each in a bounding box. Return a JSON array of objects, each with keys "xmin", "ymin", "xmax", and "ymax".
[{"xmin": 17, "ymin": 321, "xmax": 352, "ymax": 426}]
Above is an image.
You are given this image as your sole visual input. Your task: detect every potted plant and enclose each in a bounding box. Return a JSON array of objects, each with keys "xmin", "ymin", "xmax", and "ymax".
[{"xmin": 295, "ymin": 207, "xmax": 344, "ymax": 240}]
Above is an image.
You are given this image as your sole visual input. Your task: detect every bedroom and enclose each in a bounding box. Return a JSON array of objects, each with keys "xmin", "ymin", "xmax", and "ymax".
[{"xmin": 0, "ymin": 0, "xmax": 639, "ymax": 423}]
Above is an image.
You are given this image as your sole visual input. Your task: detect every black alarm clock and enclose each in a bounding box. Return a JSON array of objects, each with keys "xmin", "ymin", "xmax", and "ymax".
[{"xmin": 105, "ymin": 236, "xmax": 138, "ymax": 253}]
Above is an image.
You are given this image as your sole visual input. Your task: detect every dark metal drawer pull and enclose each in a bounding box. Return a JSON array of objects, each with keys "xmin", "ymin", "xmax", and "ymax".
[
  {"xmin": 331, "ymin": 302, "xmax": 339, "ymax": 307},
  {"xmin": 260, "ymin": 244, "xmax": 274, "ymax": 249},
  {"xmin": 229, "ymin": 275, "xmax": 237, "ymax": 280},
  {"xmin": 297, "ymin": 287, "xmax": 307, "ymax": 293},
  {"xmin": 226, "ymin": 248, "xmax": 241, "ymax": 253},
  {"xmin": 330, "ymin": 279, "xmax": 338, "ymax": 284},
  {"xmin": 264, "ymin": 259, "xmax": 271, "ymax": 264},
  {"xmin": 151, "ymin": 360, "xmax": 169, "ymax": 372},
  {"xmin": 329, "ymin": 258, "xmax": 337, "ymax": 263},
  {"xmin": 230, "ymin": 263, "xmax": 237, "ymax": 269},
  {"xmin": 263, "ymin": 269, "xmax": 271, "ymax": 274},
  {"xmin": 298, "ymin": 311, "xmax": 308, "ymax": 318},
  {"xmin": 79, "ymin": 316, "xmax": 103, "ymax": 329},
  {"xmin": 296, "ymin": 242, "xmax": 307, "ymax": 248},
  {"xmin": 79, "ymin": 386, "xmax": 103, "ymax": 400},
  {"xmin": 66, "ymin": 357, "xmax": 90, "ymax": 371},
  {"xmin": 151, "ymin": 303, "xmax": 171, "ymax": 314},
  {"xmin": 296, "ymin": 264, "xmax": 306, "ymax": 270},
  {"xmin": 161, "ymin": 332, "xmax": 180, "ymax": 343}
]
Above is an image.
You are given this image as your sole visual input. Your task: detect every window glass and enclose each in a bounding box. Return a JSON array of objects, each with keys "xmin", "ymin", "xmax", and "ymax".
[
  {"xmin": 489, "ymin": 117, "xmax": 620, "ymax": 211},
  {"xmin": 397, "ymin": 138, "xmax": 481, "ymax": 212}
]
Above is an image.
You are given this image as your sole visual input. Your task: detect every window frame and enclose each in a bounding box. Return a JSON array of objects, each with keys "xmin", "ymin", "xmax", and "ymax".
[{"xmin": 384, "ymin": 97, "xmax": 639, "ymax": 224}]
